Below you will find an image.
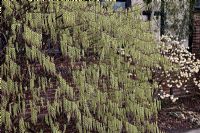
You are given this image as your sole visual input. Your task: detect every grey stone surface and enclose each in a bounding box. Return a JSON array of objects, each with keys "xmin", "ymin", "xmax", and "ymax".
[{"xmin": 184, "ymin": 129, "xmax": 200, "ymax": 133}]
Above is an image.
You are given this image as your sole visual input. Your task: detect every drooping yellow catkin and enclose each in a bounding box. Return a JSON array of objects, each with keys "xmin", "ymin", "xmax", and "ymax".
[{"xmin": 0, "ymin": 1, "xmax": 178, "ymax": 133}]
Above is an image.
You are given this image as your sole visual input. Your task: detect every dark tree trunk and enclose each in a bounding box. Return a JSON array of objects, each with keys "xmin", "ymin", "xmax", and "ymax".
[{"xmin": 160, "ymin": 0, "xmax": 165, "ymax": 36}]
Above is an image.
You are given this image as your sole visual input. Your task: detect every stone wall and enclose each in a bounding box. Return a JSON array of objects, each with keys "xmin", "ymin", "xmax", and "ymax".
[{"xmin": 192, "ymin": 12, "xmax": 200, "ymax": 58}]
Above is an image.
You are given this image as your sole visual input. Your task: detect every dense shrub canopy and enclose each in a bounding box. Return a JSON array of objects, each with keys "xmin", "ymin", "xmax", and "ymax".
[{"xmin": 1, "ymin": 1, "xmax": 194, "ymax": 133}]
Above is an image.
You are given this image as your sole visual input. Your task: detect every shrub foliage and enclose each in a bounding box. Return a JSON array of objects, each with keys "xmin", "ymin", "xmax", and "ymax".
[{"xmin": 0, "ymin": 1, "xmax": 176, "ymax": 133}]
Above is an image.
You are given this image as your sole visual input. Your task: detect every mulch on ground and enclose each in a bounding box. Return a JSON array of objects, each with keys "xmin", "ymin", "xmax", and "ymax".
[{"xmin": 158, "ymin": 95, "xmax": 200, "ymax": 133}]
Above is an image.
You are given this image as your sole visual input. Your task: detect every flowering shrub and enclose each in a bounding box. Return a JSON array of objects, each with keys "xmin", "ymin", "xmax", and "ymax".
[
  {"xmin": 154, "ymin": 35, "xmax": 200, "ymax": 102},
  {"xmin": 2, "ymin": 2, "xmax": 164, "ymax": 132}
]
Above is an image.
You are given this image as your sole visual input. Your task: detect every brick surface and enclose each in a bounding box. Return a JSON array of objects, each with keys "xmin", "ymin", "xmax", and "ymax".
[{"xmin": 192, "ymin": 12, "xmax": 200, "ymax": 58}]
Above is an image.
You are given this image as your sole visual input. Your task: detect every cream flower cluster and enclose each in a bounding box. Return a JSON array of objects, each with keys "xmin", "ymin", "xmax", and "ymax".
[
  {"xmin": 158, "ymin": 91, "xmax": 179, "ymax": 103},
  {"xmin": 117, "ymin": 48, "xmax": 125, "ymax": 56},
  {"xmin": 155, "ymin": 35, "xmax": 200, "ymax": 102}
]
